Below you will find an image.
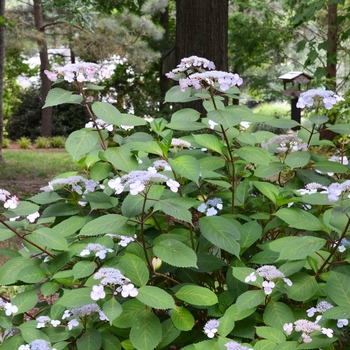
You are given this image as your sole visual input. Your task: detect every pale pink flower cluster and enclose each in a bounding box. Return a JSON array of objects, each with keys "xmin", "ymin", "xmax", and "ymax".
[
  {"xmin": 296, "ymin": 89, "xmax": 344, "ymax": 110},
  {"xmin": 165, "ymin": 56, "xmax": 216, "ymax": 78},
  {"xmin": 179, "ymin": 71, "xmax": 243, "ymax": 92},
  {"xmin": 0, "ymin": 189, "xmax": 19, "ymax": 209},
  {"xmin": 245, "ymin": 265, "xmax": 292, "ymax": 295},
  {"xmin": 284, "ymin": 319, "xmax": 333, "ymax": 343},
  {"xmin": 44, "ymin": 62, "xmax": 112, "ymax": 83}
]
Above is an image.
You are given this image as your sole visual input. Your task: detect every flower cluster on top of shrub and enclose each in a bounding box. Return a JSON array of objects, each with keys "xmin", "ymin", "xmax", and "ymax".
[{"xmin": 0, "ymin": 56, "xmax": 350, "ymax": 350}]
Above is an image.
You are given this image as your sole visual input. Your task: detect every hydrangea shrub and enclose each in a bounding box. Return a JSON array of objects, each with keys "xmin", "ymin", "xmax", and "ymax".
[{"xmin": 0, "ymin": 56, "xmax": 350, "ymax": 349}]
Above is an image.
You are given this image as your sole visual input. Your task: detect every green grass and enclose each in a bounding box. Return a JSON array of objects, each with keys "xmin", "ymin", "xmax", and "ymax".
[{"xmin": 0, "ymin": 150, "xmax": 80, "ymax": 198}]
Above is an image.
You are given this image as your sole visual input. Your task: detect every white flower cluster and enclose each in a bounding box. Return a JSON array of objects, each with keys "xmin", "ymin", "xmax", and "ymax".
[
  {"xmin": 108, "ymin": 169, "xmax": 180, "ymax": 196},
  {"xmin": 171, "ymin": 138, "xmax": 191, "ymax": 149},
  {"xmin": 261, "ymin": 134, "xmax": 308, "ymax": 153},
  {"xmin": 198, "ymin": 197, "xmax": 223, "ymax": 216},
  {"xmin": 203, "ymin": 319, "xmax": 220, "ymax": 338},
  {"xmin": 179, "ymin": 71, "xmax": 243, "ymax": 92},
  {"xmin": 80, "ymin": 243, "xmax": 114, "ymax": 259},
  {"xmin": 0, "ymin": 298, "xmax": 18, "ymax": 316},
  {"xmin": 19, "ymin": 339, "xmax": 56, "ymax": 350},
  {"xmin": 92, "ymin": 267, "xmax": 138, "ymax": 300},
  {"xmin": 62, "ymin": 303, "xmax": 108, "ymax": 330},
  {"xmin": 225, "ymin": 340, "xmax": 250, "ymax": 350},
  {"xmin": 307, "ymin": 300, "xmax": 348, "ymax": 328},
  {"xmin": 44, "ymin": 62, "xmax": 112, "ymax": 83},
  {"xmin": 85, "ymin": 118, "xmax": 113, "ymax": 132},
  {"xmin": 283, "ymin": 319, "xmax": 333, "ymax": 343},
  {"xmin": 245, "ymin": 265, "xmax": 292, "ymax": 295},
  {"xmin": 0, "ymin": 189, "xmax": 19, "ymax": 210},
  {"xmin": 149, "ymin": 159, "xmax": 171, "ymax": 172},
  {"xmin": 315, "ymin": 155, "xmax": 349, "ymax": 176},
  {"xmin": 40, "ymin": 175, "xmax": 101, "ymax": 195},
  {"xmin": 106, "ymin": 233, "xmax": 137, "ymax": 247},
  {"xmin": 296, "ymin": 89, "xmax": 344, "ymax": 110},
  {"xmin": 165, "ymin": 56, "xmax": 216, "ymax": 78},
  {"xmin": 326, "ymin": 180, "xmax": 350, "ymax": 202},
  {"xmin": 36, "ymin": 315, "xmax": 61, "ymax": 329}
]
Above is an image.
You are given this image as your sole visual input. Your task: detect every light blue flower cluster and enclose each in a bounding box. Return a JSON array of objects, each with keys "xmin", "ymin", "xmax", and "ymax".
[{"xmin": 198, "ymin": 197, "xmax": 223, "ymax": 216}]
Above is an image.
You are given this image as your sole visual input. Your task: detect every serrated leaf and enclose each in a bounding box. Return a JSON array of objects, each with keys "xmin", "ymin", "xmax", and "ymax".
[
  {"xmin": 285, "ymin": 151, "xmax": 310, "ymax": 169},
  {"xmin": 30, "ymin": 227, "xmax": 68, "ymax": 250},
  {"xmin": 313, "ymin": 160, "xmax": 348, "ymax": 173},
  {"xmin": 274, "ymin": 208, "xmax": 324, "ymax": 231},
  {"xmin": 43, "ymin": 88, "xmax": 78, "ymax": 107},
  {"xmin": 218, "ymin": 313, "xmax": 235, "ymax": 337},
  {"xmin": 239, "ymin": 220, "xmax": 262, "ymax": 250},
  {"xmin": 235, "ymin": 146, "xmax": 272, "ymax": 165},
  {"xmin": 287, "ymin": 272, "xmax": 318, "ymax": 301},
  {"xmin": 255, "ymin": 326, "xmax": 285, "ymax": 343},
  {"xmin": 65, "ymin": 129, "xmax": 100, "ymax": 159},
  {"xmin": 263, "ymin": 301, "xmax": 294, "ymax": 330},
  {"xmin": 168, "ymin": 155, "xmax": 201, "ymax": 185},
  {"xmin": 89, "ymin": 162, "xmax": 113, "ymax": 181},
  {"xmin": 57, "ymin": 288, "xmax": 93, "ymax": 308},
  {"xmin": 175, "ymin": 285, "xmax": 218, "ymax": 306},
  {"xmin": 130, "ymin": 309, "xmax": 162, "ymax": 350},
  {"xmin": 153, "ymin": 239, "xmax": 197, "ymax": 268},
  {"xmin": 166, "ymin": 121, "xmax": 206, "ymax": 131},
  {"xmin": 101, "ymin": 332, "xmax": 121, "ymax": 350},
  {"xmin": 112, "ymin": 299, "xmax": 145, "ymax": 328},
  {"xmin": 193, "ymin": 134, "xmax": 223, "ymax": 155},
  {"xmin": 326, "ymin": 271, "xmax": 350, "ymax": 306},
  {"xmin": 157, "ymin": 318, "xmax": 181, "ymax": 348},
  {"xmin": 236, "ymin": 290, "xmax": 265, "ymax": 311},
  {"xmin": 164, "ymin": 85, "xmax": 191, "ymax": 102},
  {"xmin": 136, "ymin": 286, "xmax": 175, "ymax": 309},
  {"xmin": 29, "ymin": 192, "xmax": 62, "ymax": 205},
  {"xmin": 207, "ymin": 109, "xmax": 241, "ymax": 128},
  {"xmin": 171, "ymin": 306, "xmax": 195, "ymax": 331},
  {"xmin": 76, "ymin": 328, "xmax": 102, "ymax": 350},
  {"xmin": 252, "ymin": 181, "xmax": 280, "ymax": 204},
  {"xmin": 323, "ymin": 305, "xmax": 350, "ymax": 320},
  {"xmin": 91, "ymin": 101, "xmax": 122, "ymax": 125},
  {"xmin": 199, "ymin": 216, "xmax": 240, "ymax": 257},
  {"xmin": 72, "ymin": 261, "xmax": 96, "ymax": 280},
  {"xmin": 104, "ymin": 146, "xmax": 138, "ymax": 172},
  {"xmin": 326, "ymin": 123, "xmax": 350, "ymax": 134},
  {"xmin": 41, "ymin": 282, "xmax": 60, "ymax": 297},
  {"xmin": 254, "ymin": 162, "xmax": 287, "ymax": 178},
  {"xmin": 42, "ymin": 202, "xmax": 80, "ymax": 217},
  {"xmin": 153, "ymin": 199, "xmax": 192, "ymax": 224},
  {"xmin": 119, "ymin": 254, "xmax": 149, "ymax": 286},
  {"xmin": 265, "ymin": 119, "xmax": 299, "ymax": 129},
  {"xmin": 12, "ymin": 290, "xmax": 38, "ymax": 313},
  {"xmin": 102, "ymin": 298, "xmax": 123, "ymax": 324},
  {"xmin": 53, "ymin": 216, "xmax": 88, "ymax": 237},
  {"xmin": 0, "ymin": 257, "xmax": 37, "ymax": 285},
  {"xmin": 309, "ymin": 115, "xmax": 329, "ymax": 125},
  {"xmin": 79, "ymin": 214, "xmax": 128, "ymax": 236},
  {"xmin": 19, "ymin": 266, "xmax": 46, "ymax": 283}
]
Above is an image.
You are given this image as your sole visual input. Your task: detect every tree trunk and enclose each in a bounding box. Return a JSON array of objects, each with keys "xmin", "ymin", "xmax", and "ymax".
[
  {"xmin": 34, "ymin": 0, "xmax": 53, "ymax": 137},
  {"xmin": 175, "ymin": 0, "xmax": 228, "ymax": 113},
  {"xmin": 326, "ymin": 3, "xmax": 337, "ymax": 92},
  {"xmin": 0, "ymin": 0, "xmax": 5, "ymax": 163}
]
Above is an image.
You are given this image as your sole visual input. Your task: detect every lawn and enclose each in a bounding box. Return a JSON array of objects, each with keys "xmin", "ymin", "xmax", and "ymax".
[{"xmin": 0, "ymin": 149, "xmax": 80, "ymax": 198}]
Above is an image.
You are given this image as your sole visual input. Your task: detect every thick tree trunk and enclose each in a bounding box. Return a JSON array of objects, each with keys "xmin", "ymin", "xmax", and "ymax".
[
  {"xmin": 0, "ymin": 0, "xmax": 5, "ymax": 163},
  {"xmin": 175, "ymin": 0, "xmax": 229, "ymax": 113},
  {"xmin": 34, "ymin": 0, "xmax": 53, "ymax": 137},
  {"xmin": 326, "ymin": 3, "xmax": 337, "ymax": 92}
]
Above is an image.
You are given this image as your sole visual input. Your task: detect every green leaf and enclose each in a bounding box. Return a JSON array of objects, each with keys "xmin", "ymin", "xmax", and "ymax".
[
  {"xmin": 12, "ymin": 290, "xmax": 38, "ymax": 314},
  {"xmin": 207, "ymin": 109, "xmax": 241, "ymax": 128},
  {"xmin": 218, "ymin": 313, "xmax": 235, "ymax": 337},
  {"xmin": 326, "ymin": 271, "xmax": 350, "ymax": 306},
  {"xmin": 285, "ymin": 151, "xmax": 310, "ymax": 169},
  {"xmin": 120, "ymin": 113, "xmax": 147, "ymax": 126},
  {"xmin": 130, "ymin": 141, "xmax": 164, "ymax": 156},
  {"xmin": 91, "ymin": 101, "xmax": 122, "ymax": 125},
  {"xmin": 272, "ymin": 342, "xmax": 298, "ymax": 350},
  {"xmin": 225, "ymin": 303, "xmax": 256, "ymax": 321},
  {"xmin": 43, "ymin": 88, "xmax": 82, "ymax": 107},
  {"xmin": 254, "ymin": 162, "xmax": 287, "ymax": 178},
  {"xmin": 122, "ymin": 185, "xmax": 164, "ymax": 217},
  {"xmin": 153, "ymin": 199, "xmax": 193, "ymax": 224},
  {"xmin": 101, "ymin": 332, "xmax": 121, "ymax": 350},
  {"xmin": 255, "ymin": 326, "xmax": 285, "ymax": 343},
  {"xmin": 19, "ymin": 322, "xmax": 49, "ymax": 343},
  {"xmin": 153, "ymin": 239, "xmax": 197, "ymax": 268},
  {"xmin": 265, "ymin": 119, "xmax": 299, "ymax": 129},
  {"xmin": 165, "ymin": 85, "xmax": 191, "ymax": 103},
  {"xmin": 287, "ymin": 272, "xmax": 318, "ymax": 301},
  {"xmin": 112, "ymin": 299, "xmax": 145, "ymax": 328},
  {"xmin": 168, "ymin": 155, "xmax": 201, "ymax": 185},
  {"xmin": 119, "ymin": 254, "xmax": 149, "ymax": 286},
  {"xmin": 326, "ymin": 123, "xmax": 350, "ymax": 134},
  {"xmin": 193, "ymin": 134, "xmax": 223, "ymax": 155},
  {"xmin": 57, "ymin": 288, "xmax": 93, "ymax": 308},
  {"xmin": 11, "ymin": 201, "xmax": 39, "ymax": 216},
  {"xmin": 130, "ymin": 309, "xmax": 162, "ymax": 350},
  {"xmin": 235, "ymin": 147, "xmax": 272, "ymax": 165},
  {"xmin": 252, "ymin": 181, "xmax": 280, "ymax": 204},
  {"xmin": 30, "ymin": 227, "xmax": 68, "ymax": 250},
  {"xmin": 157, "ymin": 318, "xmax": 181, "ymax": 349},
  {"xmin": 171, "ymin": 306, "xmax": 195, "ymax": 331},
  {"xmin": 263, "ymin": 301, "xmax": 294, "ymax": 330},
  {"xmin": 274, "ymin": 208, "xmax": 324, "ymax": 231},
  {"xmin": 76, "ymin": 328, "xmax": 102, "ymax": 350},
  {"xmin": 104, "ymin": 146, "xmax": 138, "ymax": 172},
  {"xmin": 42, "ymin": 202, "xmax": 80, "ymax": 217},
  {"xmin": 29, "ymin": 191, "xmax": 62, "ymax": 205},
  {"xmin": 309, "ymin": 115, "xmax": 329, "ymax": 125},
  {"xmin": 171, "ymin": 108, "xmax": 201, "ymax": 122},
  {"xmin": 53, "ymin": 216, "xmax": 88, "ymax": 237},
  {"xmin": 41, "ymin": 282, "xmax": 60, "ymax": 297},
  {"xmin": 18, "ymin": 266, "xmax": 46, "ymax": 283},
  {"xmin": 313, "ymin": 160, "xmax": 348, "ymax": 173},
  {"xmin": 79, "ymin": 214, "xmax": 128, "ymax": 236},
  {"xmin": 0, "ymin": 257, "xmax": 37, "ymax": 285},
  {"xmin": 296, "ymin": 169, "xmax": 331, "ymax": 186},
  {"xmin": 72, "ymin": 261, "xmax": 96, "ymax": 280},
  {"xmin": 89, "ymin": 162, "xmax": 113, "ymax": 181},
  {"xmin": 253, "ymin": 340, "xmax": 276, "ymax": 350},
  {"xmin": 195, "ymin": 253, "xmax": 226, "ymax": 272},
  {"xmin": 199, "ymin": 216, "xmax": 240, "ymax": 258},
  {"xmin": 239, "ymin": 220, "xmax": 262, "ymax": 250},
  {"xmin": 102, "ymin": 298, "xmax": 123, "ymax": 324},
  {"xmin": 0, "ymin": 335, "xmax": 25, "ymax": 350},
  {"xmin": 166, "ymin": 121, "xmax": 206, "ymax": 131},
  {"xmin": 136, "ymin": 286, "xmax": 175, "ymax": 309},
  {"xmin": 323, "ymin": 305, "xmax": 350, "ymax": 320},
  {"xmin": 175, "ymin": 285, "xmax": 218, "ymax": 306},
  {"xmin": 236, "ymin": 290, "xmax": 265, "ymax": 311},
  {"xmin": 65, "ymin": 129, "xmax": 100, "ymax": 159}
]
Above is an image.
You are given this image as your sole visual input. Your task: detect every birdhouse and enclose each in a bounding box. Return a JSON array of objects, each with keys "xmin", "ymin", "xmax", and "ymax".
[{"xmin": 278, "ymin": 71, "xmax": 313, "ymax": 97}]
